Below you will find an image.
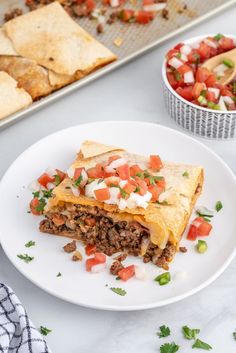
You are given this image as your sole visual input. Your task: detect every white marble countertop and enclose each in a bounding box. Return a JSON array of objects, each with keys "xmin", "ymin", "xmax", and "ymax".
[{"xmin": 1, "ymin": 5, "xmax": 236, "ymax": 352}]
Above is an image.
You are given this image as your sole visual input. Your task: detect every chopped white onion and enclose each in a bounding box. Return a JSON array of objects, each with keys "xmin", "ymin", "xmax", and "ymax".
[
  {"xmin": 195, "ymin": 205, "xmax": 215, "ymax": 217},
  {"xmin": 118, "ymin": 198, "xmax": 127, "ymax": 210},
  {"xmin": 85, "ymin": 180, "xmax": 107, "ymax": 198},
  {"xmin": 180, "ymin": 53, "xmax": 188, "ymax": 62},
  {"xmin": 110, "ymin": 0, "xmax": 119, "ymax": 7},
  {"xmin": 67, "ymin": 166, "xmax": 74, "ymax": 178},
  {"xmin": 168, "ymin": 57, "xmax": 183, "ymax": 69},
  {"xmin": 71, "ymin": 186, "xmax": 80, "ymax": 197},
  {"xmin": 219, "ymin": 96, "xmax": 227, "ymax": 110},
  {"xmin": 208, "ymin": 87, "xmax": 220, "ymax": 99},
  {"xmin": 105, "ymin": 157, "xmax": 127, "ymax": 173},
  {"xmin": 222, "ymin": 95, "xmax": 234, "ymax": 105},
  {"xmin": 119, "ymin": 180, "xmax": 128, "ymax": 188},
  {"xmin": 104, "ymin": 187, "xmax": 120, "ymax": 205},
  {"xmin": 204, "ymin": 38, "xmax": 218, "ymax": 49},
  {"xmin": 135, "ymin": 266, "xmax": 147, "ymax": 281},
  {"xmin": 180, "ymin": 44, "xmax": 192, "ymax": 55},
  {"xmin": 191, "ymin": 42, "xmax": 200, "ymax": 49},
  {"xmin": 91, "ymin": 263, "xmax": 106, "ymax": 273},
  {"xmin": 213, "ymin": 63, "xmax": 228, "ymax": 74},
  {"xmin": 143, "ymin": 3, "xmax": 166, "ymax": 11},
  {"xmin": 47, "ymin": 182, "xmax": 55, "ymax": 190},
  {"xmin": 184, "ymin": 71, "xmax": 194, "ymax": 83},
  {"xmin": 80, "ymin": 169, "xmax": 88, "ymax": 187}
]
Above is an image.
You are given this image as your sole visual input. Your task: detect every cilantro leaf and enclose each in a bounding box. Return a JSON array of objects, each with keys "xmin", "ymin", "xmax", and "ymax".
[
  {"xmin": 192, "ymin": 339, "xmax": 212, "ymax": 350},
  {"xmin": 182, "ymin": 326, "xmax": 200, "ymax": 340},
  {"xmin": 160, "ymin": 342, "xmax": 179, "ymax": 353},
  {"xmin": 74, "ymin": 175, "xmax": 83, "ymax": 186},
  {"xmin": 36, "ymin": 198, "xmax": 46, "ymax": 212},
  {"xmin": 17, "ymin": 254, "xmax": 34, "ymax": 263},
  {"xmin": 157, "ymin": 325, "xmax": 171, "ymax": 338},
  {"xmin": 56, "ymin": 272, "xmax": 62, "ymax": 277},
  {"xmin": 42, "ymin": 189, "xmax": 53, "ymax": 198},
  {"xmin": 32, "ymin": 191, "xmax": 40, "ymax": 198},
  {"xmin": 53, "ymin": 174, "xmax": 61, "ymax": 186},
  {"xmin": 119, "ymin": 188, "xmax": 128, "ymax": 199},
  {"xmin": 233, "ymin": 330, "xmax": 236, "ymax": 340},
  {"xmin": 40, "ymin": 326, "xmax": 52, "ymax": 336},
  {"xmin": 182, "ymin": 171, "xmax": 189, "ymax": 177},
  {"xmin": 215, "ymin": 201, "xmax": 223, "ymax": 212},
  {"xmin": 25, "ymin": 240, "xmax": 36, "ymax": 248},
  {"xmin": 110, "ymin": 287, "xmax": 127, "ymax": 296}
]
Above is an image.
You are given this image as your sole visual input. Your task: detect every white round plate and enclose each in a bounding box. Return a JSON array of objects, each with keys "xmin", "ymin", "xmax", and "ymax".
[{"xmin": 0, "ymin": 121, "xmax": 236, "ymax": 311}]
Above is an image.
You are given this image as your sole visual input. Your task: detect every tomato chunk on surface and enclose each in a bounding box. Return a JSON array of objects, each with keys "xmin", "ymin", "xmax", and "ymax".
[
  {"xmin": 37, "ymin": 173, "xmax": 55, "ymax": 188},
  {"xmin": 123, "ymin": 181, "xmax": 136, "ymax": 194},
  {"xmin": 85, "ymin": 244, "xmax": 96, "ymax": 256},
  {"xmin": 176, "ymin": 86, "xmax": 193, "ymax": 101},
  {"xmin": 55, "ymin": 169, "xmax": 66, "ymax": 182},
  {"xmin": 94, "ymin": 188, "xmax": 110, "ymax": 201},
  {"xmin": 135, "ymin": 10, "xmax": 153, "ymax": 24},
  {"xmin": 116, "ymin": 164, "xmax": 130, "ymax": 180},
  {"xmin": 30, "ymin": 198, "xmax": 41, "ymax": 216},
  {"xmin": 149, "ymin": 155, "xmax": 163, "ymax": 172},
  {"xmin": 187, "ymin": 217, "xmax": 212, "ymax": 240},
  {"xmin": 187, "ymin": 224, "xmax": 198, "ymax": 241},
  {"xmin": 148, "ymin": 185, "xmax": 162, "ymax": 202},
  {"xmin": 86, "ymin": 252, "xmax": 106, "ymax": 271},
  {"xmin": 118, "ymin": 265, "xmax": 135, "ymax": 281}
]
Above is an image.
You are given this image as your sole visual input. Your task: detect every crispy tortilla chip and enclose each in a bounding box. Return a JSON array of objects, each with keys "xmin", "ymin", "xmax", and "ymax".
[
  {"xmin": 0, "ymin": 55, "xmax": 53, "ymax": 100},
  {"xmin": 80, "ymin": 140, "xmax": 124, "ymax": 159},
  {"xmin": 0, "ymin": 28, "xmax": 17, "ymax": 56},
  {"xmin": 4, "ymin": 2, "xmax": 117, "ymax": 76},
  {"xmin": 0, "ymin": 71, "xmax": 32, "ymax": 120}
]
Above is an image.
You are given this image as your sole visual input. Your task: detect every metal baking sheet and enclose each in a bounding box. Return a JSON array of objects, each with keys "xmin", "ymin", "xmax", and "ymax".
[{"xmin": 0, "ymin": 0, "xmax": 235, "ymax": 129}]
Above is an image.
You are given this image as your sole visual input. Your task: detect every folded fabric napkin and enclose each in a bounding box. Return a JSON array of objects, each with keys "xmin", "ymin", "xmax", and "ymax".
[{"xmin": 0, "ymin": 283, "xmax": 51, "ymax": 353}]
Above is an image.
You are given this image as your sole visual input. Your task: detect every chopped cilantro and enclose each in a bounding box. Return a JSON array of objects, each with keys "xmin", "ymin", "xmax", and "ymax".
[
  {"xmin": 116, "ymin": 276, "xmax": 120, "ymax": 280},
  {"xmin": 42, "ymin": 189, "xmax": 53, "ymax": 198},
  {"xmin": 182, "ymin": 171, "xmax": 189, "ymax": 177},
  {"xmin": 157, "ymin": 201, "xmax": 169, "ymax": 206},
  {"xmin": 56, "ymin": 272, "xmax": 62, "ymax": 277},
  {"xmin": 192, "ymin": 339, "xmax": 212, "ymax": 350},
  {"xmin": 40, "ymin": 326, "xmax": 52, "ymax": 336},
  {"xmin": 175, "ymin": 71, "xmax": 182, "ymax": 81},
  {"xmin": 87, "ymin": 178, "xmax": 95, "ymax": 184},
  {"xmin": 25, "ymin": 240, "xmax": 36, "ymax": 248},
  {"xmin": 154, "ymin": 272, "xmax": 171, "ymax": 286},
  {"xmin": 74, "ymin": 175, "xmax": 83, "ymax": 186},
  {"xmin": 53, "ymin": 174, "xmax": 61, "ymax": 186},
  {"xmin": 233, "ymin": 82, "xmax": 236, "ymax": 95},
  {"xmin": 119, "ymin": 188, "xmax": 128, "ymax": 199},
  {"xmin": 215, "ymin": 201, "xmax": 223, "ymax": 212},
  {"xmin": 182, "ymin": 326, "xmax": 200, "ymax": 340},
  {"xmin": 157, "ymin": 325, "xmax": 171, "ymax": 338},
  {"xmin": 110, "ymin": 287, "xmax": 127, "ymax": 296},
  {"xmin": 176, "ymin": 53, "xmax": 181, "ymax": 59},
  {"xmin": 134, "ymin": 186, "xmax": 140, "ymax": 193},
  {"xmin": 145, "ymin": 175, "xmax": 164, "ymax": 185},
  {"xmin": 32, "ymin": 191, "xmax": 40, "ymax": 198},
  {"xmin": 233, "ymin": 330, "xmax": 236, "ymax": 340},
  {"xmin": 214, "ymin": 33, "xmax": 224, "ymax": 41},
  {"xmin": 160, "ymin": 342, "xmax": 179, "ymax": 353},
  {"xmin": 17, "ymin": 254, "xmax": 34, "ymax": 263},
  {"xmin": 98, "ymin": 178, "xmax": 104, "ymax": 184},
  {"xmin": 36, "ymin": 198, "xmax": 46, "ymax": 212},
  {"xmin": 136, "ymin": 172, "xmax": 144, "ymax": 179}
]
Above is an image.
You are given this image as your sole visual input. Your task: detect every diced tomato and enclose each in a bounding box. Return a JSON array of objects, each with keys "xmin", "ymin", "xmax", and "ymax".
[
  {"xmin": 104, "ymin": 176, "xmax": 120, "ymax": 187},
  {"xmin": 85, "ymin": 244, "xmax": 96, "ymax": 256},
  {"xmin": 118, "ymin": 265, "xmax": 135, "ymax": 281},
  {"xmin": 177, "ymin": 64, "xmax": 192, "ymax": 75},
  {"xmin": 187, "ymin": 224, "xmax": 198, "ymax": 241},
  {"xmin": 149, "ymin": 155, "xmax": 163, "ymax": 172},
  {"xmin": 123, "ymin": 181, "xmax": 136, "ymax": 194},
  {"xmin": 148, "ymin": 185, "xmax": 162, "ymax": 202},
  {"xmin": 134, "ymin": 177, "xmax": 148, "ymax": 195},
  {"xmin": 94, "ymin": 188, "xmax": 110, "ymax": 201},
  {"xmin": 130, "ymin": 164, "xmax": 143, "ymax": 177},
  {"xmin": 219, "ymin": 37, "xmax": 234, "ymax": 51},
  {"xmin": 187, "ymin": 50, "xmax": 200, "ymax": 64},
  {"xmin": 206, "ymin": 91, "xmax": 216, "ymax": 103},
  {"xmin": 86, "ymin": 252, "xmax": 106, "ymax": 271},
  {"xmin": 30, "ymin": 198, "xmax": 41, "ymax": 216},
  {"xmin": 85, "ymin": 0, "xmax": 95, "ymax": 12},
  {"xmin": 174, "ymin": 43, "xmax": 184, "ymax": 50},
  {"xmin": 73, "ymin": 167, "xmax": 83, "ymax": 181},
  {"xmin": 37, "ymin": 173, "xmax": 55, "ymax": 188},
  {"xmin": 108, "ymin": 155, "xmax": 121, "ymax": 164},
  {"xmin": 166, "ymin": 49, "xmax": 180, "ymax": 61},
  {"xmin": 192, "ymin": 82, "xmax": 205, "ymax": 99},
  {"xmin": 167, "ymin": 72, "xmax": 179, "ymax": 90},
  {"xmin": 196, "ymin": 67, "xmax": 211, "ymax": 83},
  {"xmin": 155, "ymin": 177, "xmax": 166, "ymax": 189},
  {"xmin": 221, "ymin": 87, "xmax": 234, "ymax": 97},
  {"xmin": 135, "ymin": 10, "xmax": 153, "ymax": 24},
  {"xmin": 197, "ymin": 42, "xmax": 211, "ymax": 61},
  {"xmin": 87, "ymin": 164, "xmax": 105, "ymax": 178},
  {"xmin": 116, "ymin": 164, "xmax": 130, "ymax": 180},
  {"xmin": 176, "ymin": 86, "xmax": 193, "ymax": 101},
  {"xmin": 205, "ymin": 74, "xmax": 216, "ymax": 87},
  {"xmin": 119, "ymin": 9, "xmax": 135, "ymax": 22},
  {"xmin": 55, "ymin": 169, "xmax": 66, "ymax": 182}
]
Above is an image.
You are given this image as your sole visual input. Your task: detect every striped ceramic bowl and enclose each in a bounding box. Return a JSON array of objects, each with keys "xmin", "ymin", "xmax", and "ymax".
[{"xmin": 162, "ymin": 35, "xmax": 236, "ymax": 140}]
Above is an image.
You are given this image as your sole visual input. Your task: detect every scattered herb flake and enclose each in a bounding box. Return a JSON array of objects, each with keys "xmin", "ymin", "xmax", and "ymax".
[
  {"xmin": 53, "ymin": 174, "xmax": 61, "ymax": 186},
  {"xmin": 56, "ymin": 272, "xmax": 62, "ymax": 277},
  {"xmin": 25, "ymin": 240, "xmax": 36, "ymax": 248},
  {"xmin": 36, "ymin": 198, "xmax": 46, "ymax": 212},
  {"xmin": 74, "ymin": 175, "xmax": 83, "ymax": 186},
  {"xmin": 215, "ymin": 201, "xmax": 223, "ymax": 212},
  {"xmin": 65, "ymin": 186, "xmax": 71, "ymax": 189},
  {"xmin": 33, "ymin": 191, "xmax": 40, "ymax": 198},
  {"xmin": 154, "ymin": 272, "xmax": 171, "ymax": 286},
  {"xmin": 116, "ymin": 276, "xmax": 120, "ymax": 280},
  {"xmin": 192, "ymin": 339, "xmax": 212, "ymax": 350},
  {"xmin": 182, "ymin": 326, "xmax": 200, "ymax": 340},
  {"xmin": 134, "ymin": 186, "xmax": 140, "ymax": 193},
  {"xmin": 157, "ymin": 325, "xmax": 171, "ymax": 338},
  {"xmin": 42, "ymin": 189, "xmax": 53, "ymax": 198},
  {"xmin": 160, "ymin": 342, "xmax": 179, "ymax": 353},
  {"xmin": 119, "ymin": 188, "xmax": 128, "ymax": 199},
  {"xmin": 17, "ymin": 254, "xmax": 34, "ymax": 263},
  {"xmin": 214, "ymin": 33, "xmax": 224, "ymax": 41},
  {"xmin": 40, "ymin": 326, "xmax": 52, "ymax": 336},
  {"xmin": 182, "ymin": 171, "xmax": 189, "ymax": 177},
  {"xmin": 233, "ymin": 330, "xmax": 236, "ymax": 340},
  {"xmin": 110, "ymin": 287, "xmax": 127, "ymax": 296}
]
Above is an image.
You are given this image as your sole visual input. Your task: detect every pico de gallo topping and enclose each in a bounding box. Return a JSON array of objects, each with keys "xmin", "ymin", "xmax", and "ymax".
[
  {"xmin": 68, "ymin": 154, "xmax": 165, "ymax": 210},
  {"xmin": 166, "ymin": 34, "xmax": 236, "ymax": 111}
]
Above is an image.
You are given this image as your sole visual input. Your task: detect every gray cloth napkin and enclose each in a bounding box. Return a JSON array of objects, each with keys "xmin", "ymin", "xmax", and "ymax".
[{"xmin": 0, "ymin": 283, "xmax": 51, "ymax": 353}]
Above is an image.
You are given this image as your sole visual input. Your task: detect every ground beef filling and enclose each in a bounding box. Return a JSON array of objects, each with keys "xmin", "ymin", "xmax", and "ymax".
[{"xmin": 39, "ymin": 204, "xmax": 176, "ymax": 269}]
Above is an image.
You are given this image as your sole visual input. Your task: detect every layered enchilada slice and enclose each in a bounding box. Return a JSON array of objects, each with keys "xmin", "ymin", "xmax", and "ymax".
[{"xmin": 39, "ymin": 141, "xmax": 203, "ymax": 269}]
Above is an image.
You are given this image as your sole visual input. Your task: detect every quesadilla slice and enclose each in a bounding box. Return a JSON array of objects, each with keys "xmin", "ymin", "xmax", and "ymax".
[
  {"xmin": 0, "ymin": 71, "xmax": 32, "ymax": 120},
  {"xmin": 4, "ymin": 2, "xmax": 117, "ymax": 77},
  {"xmin": 39, "ymin": 141, "xmax": 203, "ymax": 269}
]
